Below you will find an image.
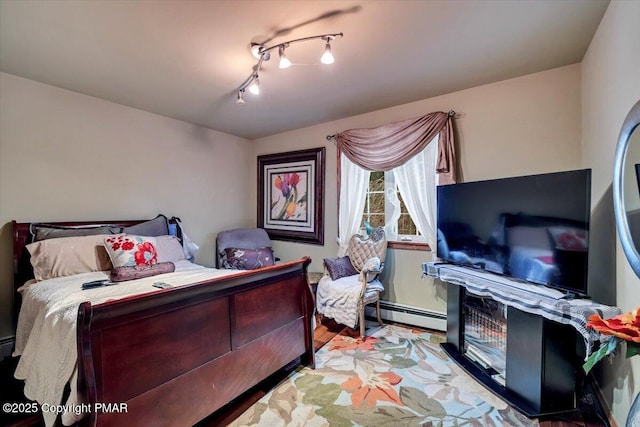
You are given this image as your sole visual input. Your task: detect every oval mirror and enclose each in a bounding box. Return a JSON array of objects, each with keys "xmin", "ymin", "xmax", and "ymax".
[{"xmin": 613, "ymin": 99, "xmax": 640, "ymax": 277}]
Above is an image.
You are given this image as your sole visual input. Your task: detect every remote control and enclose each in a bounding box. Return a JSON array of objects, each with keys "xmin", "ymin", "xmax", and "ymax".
[
  {"xmin": 82, "ymin": 279, "xmax": 113, "ymax": 290},
  {"xmin": 153, "ymin": 282, "xmax": 172, "ymax": 289}
]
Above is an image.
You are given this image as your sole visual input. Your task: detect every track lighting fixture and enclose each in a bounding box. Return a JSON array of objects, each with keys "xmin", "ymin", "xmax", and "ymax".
[{"xmin": 236, "ymin": 32, "xmax": 343, "ymax": 104}]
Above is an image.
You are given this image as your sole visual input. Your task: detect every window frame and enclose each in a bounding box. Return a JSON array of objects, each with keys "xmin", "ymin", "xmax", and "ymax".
[{"xmin": 361, "ymin": 170, "xmax": 430, "ymax": 249}]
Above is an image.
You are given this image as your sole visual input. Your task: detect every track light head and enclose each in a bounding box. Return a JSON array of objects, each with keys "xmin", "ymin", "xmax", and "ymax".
[
  {"xmin": 278, "ymin": 45, "xmax": 292, "ymax": 69},
  {"xmin": 250, "ymin": 43, "xmax": 270, "ymax": 61},
  {"xmin": 248, "ymin": 76, "xmax": 260, "ymax": 95},
  {"xmin": 236, "ymin": 90, "xmax": 245, "ymax": 104},
  {"xmin": 320, "ymin": 38, "xmax": 335, "ymax": 64}
]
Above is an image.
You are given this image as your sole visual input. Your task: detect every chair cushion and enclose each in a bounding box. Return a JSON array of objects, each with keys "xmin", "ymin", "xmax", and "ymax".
[
  {"xmin": 363, "ymin": 280, "xmax": 383, "ymax": 304},
  {"xmin": 324, "ymin": 256, "xmax": 358, "ymax": 280},
  {"xmin": 316, "ymin": 275, "xmax": 383, "ymax": 328}
]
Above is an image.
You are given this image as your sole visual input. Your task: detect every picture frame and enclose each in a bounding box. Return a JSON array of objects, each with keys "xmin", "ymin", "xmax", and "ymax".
[{"xmin": 258, "ymin": 147, "xmax": 325, "ymax": 245}]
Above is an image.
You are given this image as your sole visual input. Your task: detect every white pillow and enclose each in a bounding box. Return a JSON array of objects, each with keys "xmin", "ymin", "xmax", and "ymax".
[
  {"xmin": 27, "ymin": 234, "xmax": 113, "ymax": 281},
  {"xmin": 155, "ymin": 235, "xmax": 186, "ymax": 263}
]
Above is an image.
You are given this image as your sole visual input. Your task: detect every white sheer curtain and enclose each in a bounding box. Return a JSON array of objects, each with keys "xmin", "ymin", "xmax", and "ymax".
[
  {"xmin": 383, "ymin": 184, "xmax": 401, "ymax": 241},
  {"xmin": 393, "ymin": 136, "xmax": 439, "ymax": 247},
  {"xmin": 338, "ymin": 154, "xmax": 370, "ymax": 255}
]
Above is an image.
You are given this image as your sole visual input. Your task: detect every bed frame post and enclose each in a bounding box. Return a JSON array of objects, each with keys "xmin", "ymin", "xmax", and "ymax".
[{"xmin": 77, "ymin": 302, "xmax": 97, "ymax": 427}]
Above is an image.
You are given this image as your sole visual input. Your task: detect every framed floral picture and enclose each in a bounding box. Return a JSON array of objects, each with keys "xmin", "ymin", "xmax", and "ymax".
[{"xmin": 258, "ymin": 147, "xmax": 325, "ymax": 245}]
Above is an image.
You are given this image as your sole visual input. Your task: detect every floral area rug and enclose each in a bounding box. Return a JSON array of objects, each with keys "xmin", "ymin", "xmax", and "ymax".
[{"xmin": 228, "ymin": 324, "xmax": 538, "ymax": 426}]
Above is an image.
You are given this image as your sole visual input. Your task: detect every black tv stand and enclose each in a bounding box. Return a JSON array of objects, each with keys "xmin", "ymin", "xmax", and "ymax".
[
  {"xmin": 444, "ymin": 286, "xmax": 577, "ymax": 416},
  {"xmin": 440, "ymin": 343, "xmax": 568, "ymax": 417},
  {"xmin": 426, "ymin": 263, "xmax": 621, "ymax": 418}
]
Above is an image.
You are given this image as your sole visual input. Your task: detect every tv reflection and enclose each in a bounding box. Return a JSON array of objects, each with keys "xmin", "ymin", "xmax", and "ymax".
[{"xmin": 437, "ymin": 212, "xmax": 588, "ymax": 290}]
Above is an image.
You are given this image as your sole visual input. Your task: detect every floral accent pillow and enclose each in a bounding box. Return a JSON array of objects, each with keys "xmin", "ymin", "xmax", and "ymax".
[
  {"xmin": 324, "ymin": 256, "xmax": 358, "ymax": 281},
  {"xmin": 223, "ymin": 247, "xmax": 274, "ymax": 270},
  {"xmin": 104, "ymin": 234, "xmax": 158, "ymax": 267}
]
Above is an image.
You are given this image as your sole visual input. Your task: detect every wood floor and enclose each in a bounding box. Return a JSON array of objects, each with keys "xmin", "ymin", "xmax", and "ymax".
[{"xmin": 1, "ymin": 316, "xmax": 612, "ymax": 427}]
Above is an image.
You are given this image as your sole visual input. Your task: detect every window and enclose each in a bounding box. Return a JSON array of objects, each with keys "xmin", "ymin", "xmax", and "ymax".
[
  {"xmin": 338, "ymin": 134, "xmax": 440, "ymax": 251},
  {"xmin": 362, "ymin": 171, "xmax": 385, "ymax": 229},
  {"xmin": 359, "ymin": 138, "xmax": 439, "ymax": 244},
  {"xmin": 361, "ymin": 171, "xmax": 421, "ymax": 240}
]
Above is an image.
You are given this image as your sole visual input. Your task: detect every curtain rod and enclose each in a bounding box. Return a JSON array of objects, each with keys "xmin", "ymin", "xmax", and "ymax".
[{"xmin": 325, "ymin": 110, "xmax": 458, "ymax": 141}]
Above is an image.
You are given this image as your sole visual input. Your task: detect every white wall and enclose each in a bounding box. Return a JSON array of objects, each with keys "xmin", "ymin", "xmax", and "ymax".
[
  {"xmin": 251, "ymin": 64, "xmax": 582, "ymax": 315},
  {"xmin": 581, "ymin": 1, "xmax": 640, "ymax": 424},
  {"xmin": 0, "ymin": 72, "xmax": 254, "ymax": 339}
]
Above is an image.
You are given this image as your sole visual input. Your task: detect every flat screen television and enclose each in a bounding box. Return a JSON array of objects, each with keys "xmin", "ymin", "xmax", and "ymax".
[{"xmin": 436, "ymin": 169, "xmax": 591, "ymax": 295}]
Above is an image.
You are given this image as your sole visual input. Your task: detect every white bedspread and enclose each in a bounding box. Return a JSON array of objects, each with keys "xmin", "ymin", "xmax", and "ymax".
[
  {"xmin": 315, "ymin": 274, "xmax": 383, "ymax": 328},
  {"xmin": 13, "ymin": 260, "xmax": 239, "ymax": 427}
]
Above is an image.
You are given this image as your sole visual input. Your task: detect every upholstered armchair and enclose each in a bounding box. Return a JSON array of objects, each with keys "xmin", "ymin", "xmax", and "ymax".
[
  {"xmin": 216, "ymin": 228, "xmax": 276, "ymax": 269},
  {"xmin": 316, "ymin": 227, "xmax": 387, "ymax": 340}
]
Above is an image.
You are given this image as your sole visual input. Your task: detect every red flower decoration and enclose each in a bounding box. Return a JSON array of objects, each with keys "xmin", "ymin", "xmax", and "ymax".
[
  {"xmin": 587, "ymin": 308, "xmax": 640, "ymax": 343},
  {"xmin": 329, "ymin": 335, "xmax": 379, "ymax": 352},
  {"xmin": 342, "ymin": 372, "xmax": 402, "ymax": 408},
  {"xmin": 122, "ymin": 241, "xmax": 135, "ymax": 251},
  {"xmin": 134, "ymin": 242, "xmax": 157, "ymax": 266},
  {"xmin": 288, "ymin": 172, "xmax": 300, "ymax": 188}
]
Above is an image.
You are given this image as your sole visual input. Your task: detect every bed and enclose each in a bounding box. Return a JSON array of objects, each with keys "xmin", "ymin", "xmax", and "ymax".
[{"xmin": 12, "ymin": 218, "xmax": 315, "ymax": 427}]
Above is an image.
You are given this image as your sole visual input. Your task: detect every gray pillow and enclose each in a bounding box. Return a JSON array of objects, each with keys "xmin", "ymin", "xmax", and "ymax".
[
  {"xmin": 32, "ymin": 224, "xmax": 121, "ymax": 241},
  {"xmin": 123, "ymin": 215, "xmax": 169, "ymax": 237}
]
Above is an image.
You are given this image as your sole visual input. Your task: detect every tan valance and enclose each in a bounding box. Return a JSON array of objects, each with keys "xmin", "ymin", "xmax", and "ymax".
[{"xmin": 334, "ymin": 111, "xmax": 456, "ymax": 184}]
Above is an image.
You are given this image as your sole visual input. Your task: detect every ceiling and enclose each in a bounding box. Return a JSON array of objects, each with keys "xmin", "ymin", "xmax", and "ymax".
[{"xmin": 0, "ymin": 0, "xmax": 609, "ymax": 140}]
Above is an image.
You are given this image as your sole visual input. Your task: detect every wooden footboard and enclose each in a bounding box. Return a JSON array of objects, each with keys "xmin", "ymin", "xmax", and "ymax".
[{"xmin": 76, "ymin": 258, "xmax": 314, "ymax": 427}]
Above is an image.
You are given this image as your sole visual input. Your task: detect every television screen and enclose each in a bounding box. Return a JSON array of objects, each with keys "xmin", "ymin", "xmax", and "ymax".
[{"xmin": 436, "ymin": 169, "xmax": 591, "ymax": 295}]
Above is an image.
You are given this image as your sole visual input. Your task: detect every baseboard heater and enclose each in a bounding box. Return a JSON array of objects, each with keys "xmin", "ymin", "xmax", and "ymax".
[{"xmin": 366, "ymin": 300, "xmax": 446, "ymax": 332}]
